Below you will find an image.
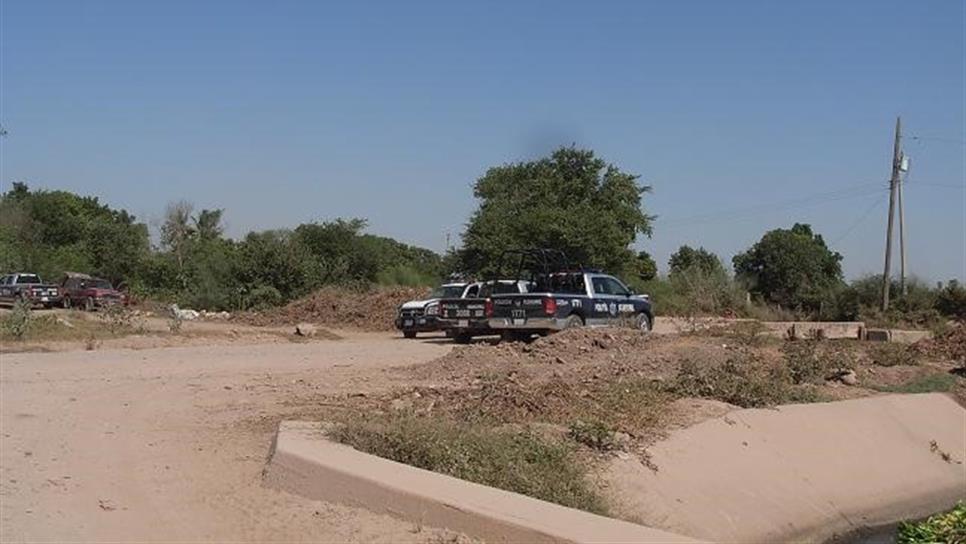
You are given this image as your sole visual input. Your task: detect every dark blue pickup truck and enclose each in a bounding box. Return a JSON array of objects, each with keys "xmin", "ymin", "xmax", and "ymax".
[{"xmin": 487, "ymin": 271, "xmax": 653, "ymax": 340}]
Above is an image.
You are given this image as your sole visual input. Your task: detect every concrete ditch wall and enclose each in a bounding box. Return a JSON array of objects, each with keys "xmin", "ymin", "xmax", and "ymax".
[
  {"xmin": 264, "ymin": 421, "xmax": 700, "ymax": 544},
  {"xmin": 605, "ymin": 393, "xmax": 966, "ymax": 543}
]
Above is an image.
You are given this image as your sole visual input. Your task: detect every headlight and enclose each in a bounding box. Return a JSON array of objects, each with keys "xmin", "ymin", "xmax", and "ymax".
[{"xmin": 426, "ymin": 303, "xmax": 439, "ymax": 316}]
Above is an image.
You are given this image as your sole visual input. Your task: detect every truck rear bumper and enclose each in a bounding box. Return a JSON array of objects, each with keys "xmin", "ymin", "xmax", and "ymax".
[
  {"xmin": 438, "ymin": 318, "xmax": 492, "ymax": 334},
  {"xmin": 487, "ymin": 317, "xmax": 564, "ymax": 332}
]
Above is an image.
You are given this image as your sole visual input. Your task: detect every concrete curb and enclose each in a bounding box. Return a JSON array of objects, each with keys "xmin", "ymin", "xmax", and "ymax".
[{"xmin": 264, "ymin": 421, "xmax": 702, "ymax": 544}]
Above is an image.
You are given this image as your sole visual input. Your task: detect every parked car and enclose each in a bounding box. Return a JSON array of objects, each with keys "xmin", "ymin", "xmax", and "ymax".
[
  {"xmin": 438, "ymin": 279, "xmax": 532, "ymax": 343},
  {"xmin": 395, "ymin": 282, "xmax": 480, "ymax": 339},
  {"xmin": 484, "ymin": 249, "xmax": 654, "ymax": 341},
  {"xmin": 59, "ymin": 273, "xmax": 126, "ymax": 311},
  {"xmin": 0, "ymin": 273, "xmax": 62, "ymax": 308}
]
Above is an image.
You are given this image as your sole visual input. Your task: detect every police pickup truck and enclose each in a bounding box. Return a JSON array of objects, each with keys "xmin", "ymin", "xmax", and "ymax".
[
  {"xmin": 437, "ymin": 279, "xmax": 531, "ymax": 343},
  {"xmin": 488, "ymin": 271, "xmax": 653, "ymax": 341},
  {"xmin": 395, "ymin": 282, "xmax": 480, "ymax": 339}
]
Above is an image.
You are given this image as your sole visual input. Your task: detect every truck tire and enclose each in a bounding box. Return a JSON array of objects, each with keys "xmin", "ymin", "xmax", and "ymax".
[
  {"xmin": 453, "ymin": 332, "xmax": 472, "ymax": 344},
  {"xmin": 563, "ymin": 314, "xmax": 584, "ymax": 329},
  {"xmin": 500, "ymin": 331, "xmax": 530, "ymax": 343},
  {"xmin": 62, "ymin": 297, "xmax": 72, "ymax": 309},
  {"xmin": 84, "ymin": 297, "xmax": 95, "ymax": 312},
  {"xmin": 403, "ymin": 330, "xmax": 417, "ymax": 339},
  {"xmin": 634, "ymin": 313, "xmax": 652, "ymax": 333}
]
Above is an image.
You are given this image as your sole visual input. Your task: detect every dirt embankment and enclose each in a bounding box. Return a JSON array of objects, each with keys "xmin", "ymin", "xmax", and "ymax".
[{"xmin": 236, "ymin": 286, "xmax": 430, "ymax": 331}]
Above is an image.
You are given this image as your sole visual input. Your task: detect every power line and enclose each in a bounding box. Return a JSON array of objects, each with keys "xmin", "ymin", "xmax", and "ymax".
[
  {"xmin": 830, "ymin": 193, "xmax": 886, "ymax": 246},
  {"xmin": 910, "ymin": 135, "xmax": 966, "ymax": 146},
  {"xmin": 658, "ymin": 182, "xmax": 886, "ymax": 228}
]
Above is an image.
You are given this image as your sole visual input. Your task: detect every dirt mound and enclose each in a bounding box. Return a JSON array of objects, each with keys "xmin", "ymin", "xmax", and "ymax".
[
  {"xmin": 238, "ymin": 286, "xmax": 430, "ymax": 331},
  {"xmin": 913, "ymin": 323, "xmax": 966, "ymax": 363},
  {"xmin": 410, "ymin": 328, "xmax": 729, "ymax": 387}
]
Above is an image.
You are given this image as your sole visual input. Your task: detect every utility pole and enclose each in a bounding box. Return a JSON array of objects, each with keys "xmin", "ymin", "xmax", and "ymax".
[
  {"xmin": 881, "ymin": 116, "xmax": 902, "ymax": 310},
  {"xmin": 898, "ymin": 155, "xmax": 908, "ymax": 296}
]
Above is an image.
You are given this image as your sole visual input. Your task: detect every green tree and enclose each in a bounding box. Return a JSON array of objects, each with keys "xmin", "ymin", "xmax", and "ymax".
[
  {"xmin": 733, "ymin": 223, "xmax": 843, "ymax": 311},
  {"xmin": 160, "ymin": 200, "xmax": 195, "ymax": 287},
  {"xmin": 634, "ymin": 251, "xmax": 658, "ymax": 280},
  {"xmin": 668, "ymin": 246, "xmax": 724, "ymax": 278},
  {"xmin": 458, "ymin": 147, "xmax": 652, "ymax": 275},
  {"xmin": 936, "ymin": 280, "xmax": 966, "ymax": 320},
  {"xmin": 194, "ymin": 209, "xmax": 225, "ymax": 243}
]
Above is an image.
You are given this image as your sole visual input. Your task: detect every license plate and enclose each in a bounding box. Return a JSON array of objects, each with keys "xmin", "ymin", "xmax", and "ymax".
[
  {"xmin": 458, "ymin": 320, "xmax": 469, "ymax": 327},
  {"xmin": 512, "ymin": 318, "xmax": 526, "ymax": 325},
  {"xmin": 403, "ymin": 319, "xmax": 413, "ymax": 327},
  {"xmin": 41, "ymin": 297, "xmax": 49, "ymax": 302}
]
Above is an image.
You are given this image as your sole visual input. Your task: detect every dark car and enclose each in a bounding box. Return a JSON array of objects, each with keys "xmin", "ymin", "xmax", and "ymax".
[
  {"xmin": 60, "ymin": 273, "xmax": 126, "ymax": 311},
  {"xmin": 0, "ymin": 273, "xmax": 62, "ymax": 308}
]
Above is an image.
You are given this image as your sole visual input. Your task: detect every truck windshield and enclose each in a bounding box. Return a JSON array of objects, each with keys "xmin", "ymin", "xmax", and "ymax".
[
  {"xmin": 431, "ymin": 285, "xmax": 466, "ymax": 299},
  {"xmin": 90, "ymin": 279, "xmax": 113, "ymax": 289},
  {"xmin": 17, "ymin": 275, "xmax": 42, "ymax": 284}
]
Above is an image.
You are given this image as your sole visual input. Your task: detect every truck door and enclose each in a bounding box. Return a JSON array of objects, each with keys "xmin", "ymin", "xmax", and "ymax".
[{"xmin": 589, "ymin": 275, "xmax": 635, "ymax": 326}]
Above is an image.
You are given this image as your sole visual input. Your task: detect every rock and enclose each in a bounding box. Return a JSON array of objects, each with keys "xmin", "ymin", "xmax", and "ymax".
[
  {"xmin": 834, "ymin": 370, "xmax": 859, "ymax": 386},
  {"xmin": 295, "ymin": 323, "xmax": 317, "ymax": 337},
  {"xmin": 56, "ymin": 317, "xmax": 75, "ymax": 329},
  {"xmin": 554, "ymin": 356, "xmax": 567, "ymax": 365},
  {"xmin": 389, "ymin": 398, "xmax": 413, "ymax": 411}
]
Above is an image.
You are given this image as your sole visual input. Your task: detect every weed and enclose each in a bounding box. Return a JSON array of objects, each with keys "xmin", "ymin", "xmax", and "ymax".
[
  {"xmin": 97, "ymin": 304, "xmax": 136, "ymax": 336},
  {"xmin": 168, "ymin": 315, "xmax": 184, "ymax": 334},
  {"xmin": 332, "ymin": 413, "xmax": 606, "ymax": 514},
  {"xmin": 782, "ymin": 340, "xmax": 857, "ymax": 384},
  {"xmin": 875, "ymin": 373, "xmax": 957, "ymax": 394},
  {"xmin": 897, "ymin": 501, "xmax": 966, "ymax": 543},
  {"xmin": 2, "ymin": 299, "xmax": 32, "ymax": 340},
  {"xmin": 667, "ymin": 352, "xmax": 817, "ymax": 407},
  {"xmin": 569, "ymin": 420, "xmax": 618, "ymax": 452},
  {"xmin": 84, "ymin": 334, "xmax": 100, "ymax": 351},
  {"xmin": 871, "ymin": 343, "xmax": 920, "ymax": 367}
]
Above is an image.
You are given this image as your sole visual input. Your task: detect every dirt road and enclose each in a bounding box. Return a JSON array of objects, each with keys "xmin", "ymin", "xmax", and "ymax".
[{"xmin": 0, "ymin": 332, "xmax": 459, "ymax": 542}]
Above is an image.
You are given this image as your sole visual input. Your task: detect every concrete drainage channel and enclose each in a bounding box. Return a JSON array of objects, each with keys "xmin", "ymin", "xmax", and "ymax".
[{"xmin": 264, "ymin": 394, "xmax": 966, "ymax": 543}]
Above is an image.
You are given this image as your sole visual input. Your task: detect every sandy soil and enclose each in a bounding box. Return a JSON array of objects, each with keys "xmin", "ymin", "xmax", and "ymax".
[{"xmin": 0, "ymin": 329, "xmax": 465, "ymax": 542}]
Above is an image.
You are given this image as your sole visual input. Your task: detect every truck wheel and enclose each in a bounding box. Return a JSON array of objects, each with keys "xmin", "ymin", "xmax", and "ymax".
[
  {"xmin": 84, "ymin": 297, "xmax": 95, "ymax": 312},
  {"xmin": 453, "ymin": 332, "xmax": 472, "ymax": 344},
  {"xmin": 403, "ymin": 330, "xmax": 417, "ymax": 339},
  {"xmin": 634, "ymin": 313, "xmax": 652, "ymax": 333},
  {"xmin": 62, "ymin": 297, "xmax": 72, "ymax": 309},
  {"xmin": 563, "ymin": 314, "xmax": 584, "ymax": 329}
]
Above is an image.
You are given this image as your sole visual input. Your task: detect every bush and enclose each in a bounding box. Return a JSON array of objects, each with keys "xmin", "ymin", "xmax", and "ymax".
[
  {"xmin": 244, "ymin": 285, "xmax": 283, "ymax": 310},
  {"xmin": 667, "ymin": 354, "xmax": 818, "ymax": 407},
  {"xmin": 936, "ymin": 280, "xmax": 966, "ymax": 320},
  {"xmin": 870, "ymin": 343, "xmax": 920, "ymax": 367},
  {"xmin": 2, "ymin": 299, "xmax": 32, "ymax": 340},
  {"xmin": 782, "ymin": 340, "xmax": 856, "ymax": 384},
  {"xmin": 332, "ymin": 414, "xmax": 606, "ymax": 514},
  {"xmin": 569, "ymin": 420, "xmax": 618, "ymax": 452}
]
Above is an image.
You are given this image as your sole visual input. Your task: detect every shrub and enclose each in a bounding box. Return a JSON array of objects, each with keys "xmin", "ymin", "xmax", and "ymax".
[
  {"xmin": 667, "ymin": 354, "xmax": 818, "ymax": 407},
  {"xmin": 332, "ymin": 414, "xmax": 605, "ymax": 514},
  {"xmin": 569, "ymin": 420, "xmax": 618, "ymax": 452},
  {"xmin": 936, "ymin": 280, "xmax": 966, "ymax": 320},
  {"xmin": 870, "ymin": 343, "xmax": 920, "ymax": 367},
  {"xmin": 782, "ymin": 340, "xmax": 856, "ymax": 384},
  {"xmin": 2, "ymin": 299, "xmax": 32, "ymax": 340},
  {"xmin": 244, "ymin": 285, "xmax": 283, "ymax": 310}
]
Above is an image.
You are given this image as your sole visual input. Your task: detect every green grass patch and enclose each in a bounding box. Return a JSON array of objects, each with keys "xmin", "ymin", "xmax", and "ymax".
[
  {"xmin": 666, "ymin": 354, "xmax": 821, "ymax": 408},
  {"xmin": 897, "ymin": 501, "xmax": 966, "ymax": 543},
  {"xmin": 331, "ymin": 413, "xmax": 606, "ymax": 514},
  {"xmin": 874, "ymin": 372, "xmax": 958, "ymax": 394}
]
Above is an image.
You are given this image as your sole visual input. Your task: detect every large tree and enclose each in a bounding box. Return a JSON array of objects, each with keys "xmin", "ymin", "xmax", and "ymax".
[
  {"xmin": 733, "ymin": 223, "xmax": 843, "ymax": 310},
  {"xmin": 458, "ymin": 147, "xmax": 652, "ymax": 275}
]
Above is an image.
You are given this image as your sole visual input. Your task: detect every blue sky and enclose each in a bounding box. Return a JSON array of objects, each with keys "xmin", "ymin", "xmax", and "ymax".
[{"xmin": 2, "ymin": 0, "xmax": 964, "ymax": 281}]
